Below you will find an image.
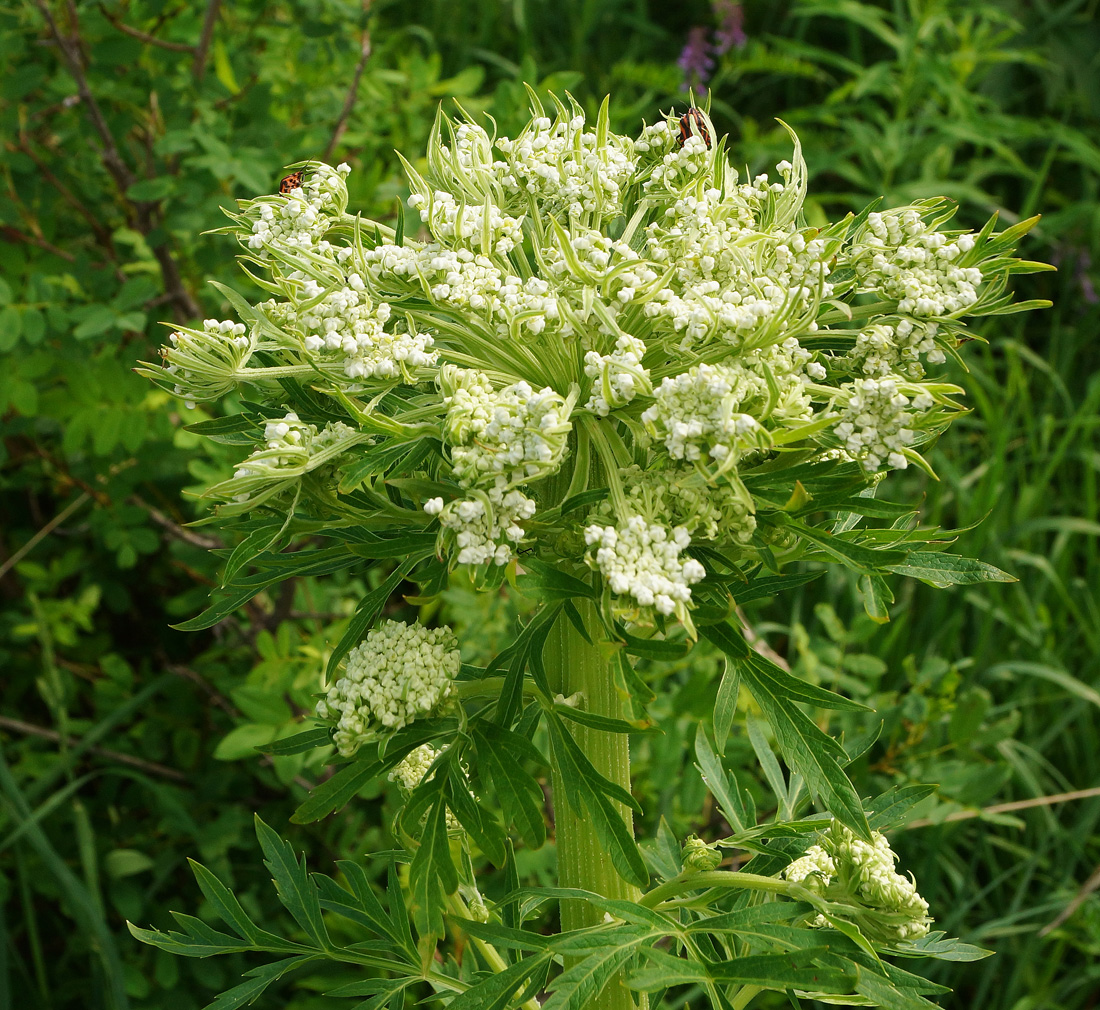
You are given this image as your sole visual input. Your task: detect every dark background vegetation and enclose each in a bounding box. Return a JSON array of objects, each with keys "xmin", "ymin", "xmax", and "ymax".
[{"xmin": 1, "ymin": 1, "xmax": 1098, "ymax": 1007}]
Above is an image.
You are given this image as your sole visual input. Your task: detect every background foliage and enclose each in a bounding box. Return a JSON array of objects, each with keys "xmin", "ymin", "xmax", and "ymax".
[{"xmin": 1, "ymin": 1, "xmax": 1097, "ymax": 1008}]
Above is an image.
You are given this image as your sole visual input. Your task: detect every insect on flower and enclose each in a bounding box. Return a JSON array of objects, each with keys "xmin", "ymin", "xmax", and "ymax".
[
  {"xmin": 279, "ymin": 170, "xmax": 305, "ymax": 194},
  {"xmin": 677, "ymin": 108, "xmax": 712, "ymax": 149}
]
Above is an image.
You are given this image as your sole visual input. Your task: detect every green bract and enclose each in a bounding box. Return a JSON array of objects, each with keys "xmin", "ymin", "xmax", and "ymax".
[{"xmin": 134, "ymin": 92, "xmax": 1046, "ymax": 1010}]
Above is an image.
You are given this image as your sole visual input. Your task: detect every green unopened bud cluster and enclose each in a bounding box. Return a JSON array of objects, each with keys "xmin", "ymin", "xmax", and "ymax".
[
  {"xmin": 315, "ymin": 621, "xmax": 460, "ymax": 754},
  {"xmin": 784, "ymin": 822, "xmax": 931, "ymax": 943}
]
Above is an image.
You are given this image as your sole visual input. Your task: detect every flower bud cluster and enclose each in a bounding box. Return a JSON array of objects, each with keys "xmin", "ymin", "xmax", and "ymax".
[
  {"xmin": 595, "ymin": 465, "xmax": 757, "ymax": 544},
  {"xmin": 408, "ymin": 190, "xmax": 525, "ymax": 255},
  {"xmin": 426, "ymin": 488, "xmax": 537, "ymax": 567},
  {"xmin": 364, "ymin": 243, "xmax": 561, "ymax": 340},
  {"xmin": 584, "ymin": 335, "xmax": 651, "ymax": 415},
  {"xmin": 584, "ymin": 517, "xmax": 705, "ymax": 621},
  {"xmin": 441, "ymin": 367, "xmax": 571, "ymax": 488},
  {"xmin": 493, "ymin": 113, "xmax": 636, "ymax": 219},
  {"xmin": 389, "ymin": 744, "xmax": 462, "ymax": 830},
  {"xmin": 315, "ymin": 621, "xmax": 460, "ymax": 755},
  {"xmin": 851, "ymin": 207, "xmax": 981, "ymax": 317},
  {"xmin": 244, "ymin": 163, "xmax": 351, "ymax": 252},
  {"xmin": 834, "ymin": 377, "xmax": 935, "ymax": 472},
  {"xmin": 279, "ymin": 276, "xmax": 438, "ymax": 382},
  {"xmin": 784, "ymin": 823, "xmax": 931, "ymax": 943},
  {"xmin": 642, "ymin": 363, "xmax": 775, "ymax": 472},
  {"xmin": 162, "ymin": 319, "xmax": 251, "ymax": 407},
  {"xmin": 843, "ymin": 320, "xmax": 944, "ymax": 380},
  {"xmin": 641, "ymin": 186, "xmax": 831, "ymax": 348}
]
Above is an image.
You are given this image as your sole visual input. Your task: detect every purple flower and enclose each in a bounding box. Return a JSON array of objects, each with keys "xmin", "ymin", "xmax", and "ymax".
[
  {"xmin": 713, "ymin": 0, "xmax": 747, "ymax": 55},
  {"xmin": 677, "ymin": 3, "xmax": 747, "ymax": 94},
  {"xmin": 678, "ymin": 26, "xmax": 715, "ymax": 93},
  {"xmin": 1075, "ymin": 249, "xmax": 1098, "ymax": 304}
]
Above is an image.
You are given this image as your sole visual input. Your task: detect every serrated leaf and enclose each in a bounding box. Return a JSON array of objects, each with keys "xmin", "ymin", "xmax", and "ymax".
[
  {"xmin": 866, "ymin": 784, "xmax": 936, "ymax": 830},
  {"xmin": 473, "ymin": 725, "xmax": 547, "ymax": 850},
  {"xmin": 410, "ymin": 796, "xmax": 457, "ymax": 940},
  {"xmin": 704, "ymin": 626, "xmax": 869, "ymax": 838},
  {"xmin": 694, "ymin": 724, "xmax": 748, "ymax": 833},
  {"xmin": 542, "ymin": 939, "xmax": 643, "ymax": 1010},
  {"xmin": 254, "ymin": 816, "xmax": 330, "ymax": 949},
  {"xmin": 258, "ymin": 726, "xmax": 332, "ymax": 756}
]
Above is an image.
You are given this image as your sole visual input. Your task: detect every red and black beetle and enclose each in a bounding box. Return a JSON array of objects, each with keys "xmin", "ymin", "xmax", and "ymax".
[{"xmin": 677, "ymin": 108, "xmax": 712, "ymax": 150}]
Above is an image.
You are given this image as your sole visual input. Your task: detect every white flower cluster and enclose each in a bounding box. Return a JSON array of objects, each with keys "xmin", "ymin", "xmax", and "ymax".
[
  {"xmin": 231, "ymin": 413, "xmax": 359, "ymax": 477},
  {"xmin": 835, "ymin": 377, "xmax": 935, "ymax": 472},
  {"xmin": 493, "ymin": 114, "xmax": 636, "ymax": 219},
  {"xmin": 426, "ymin": 488, "xmax": 537, "ymax": 566},
  {"xmin": 315, "ymin": 621, "xmax": 460, "ymax": 755},
  {"xmin": 389, "ymin": 744, "xmax": 464, "ymax": 830},
  {"xmin": 584, "ymin": 335, "xmax": 651, "ymax": 415},
  {"xmin": 408, "ymin": 190, "xmax": 524, "ymax": 255},
  {"xmin": 641, "ymin": 189, "xmax": 832, "ymax": 349},
  {"xmin": 283, "ymin": 276, "xmax": 437, "ymax": 381},
  {"xmin": 364, "ymin": 243, "xmax": 561, "ymax": 340},
  {"xmin": 245, "ymin": 163, "xmax": 351, "ymax": 252},
  {"xmin": 784, "ymin": 823, "xmax": 931, "ymax": 942},
  {"xmin": 644, "ymin": 132, "xmax": 713, "ymax": 194},
  {"xmin": 851, "ymin": 207, "xmax": 981, "ymax": 317},
  {"xmin": 389, "ymin": 743, "xmax": 442, "ymax": 792},
  {"xmin": 642, "ymin": 363, "xmax": 775, "ymax": 472},
  {"xmin": 843, "ymin": 320, "xmax": 944, "ymax": 380},
  {"xmin": 584, "ymin": 517, "xmax": 705, "ymax": 620},
  {"xmin": 441, "ymin": 368, "xmax": 571, "ymax": 488},
  {"xmin": 162, "ymin": 318, "xmax": 251, "ymax": 407}
]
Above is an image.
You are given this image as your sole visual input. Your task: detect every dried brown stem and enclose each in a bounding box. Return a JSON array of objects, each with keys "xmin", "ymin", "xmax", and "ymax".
[
  {"xmin": 324, "ymin": 6, "xmax": 373, "ymax": 162},
  {"xmin": 0, "ymin": 715, "xmax": 189, "ymax": 783},
  {"xmin": 32, "ymin": 0, "xmax": 201, "ymax": 320},
  {"xmin": 130, "ymin": 496, "xmax": 223, "ymax": 551},
  {"xmin": 191, "ymin": 0, "xmax": 221, "ymax": 81},
  {"xmin": 98, "ymin": 4, "xmax": 195, "ymax": 52},
  {"xmin": 0, "ymin": 225, "xmax": 75, "ymax": 262}
]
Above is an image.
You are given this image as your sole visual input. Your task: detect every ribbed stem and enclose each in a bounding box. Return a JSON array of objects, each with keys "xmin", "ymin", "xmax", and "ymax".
[{"xmin": 546, "ymin": 599, "xmax": 642, "ymax": 1010}]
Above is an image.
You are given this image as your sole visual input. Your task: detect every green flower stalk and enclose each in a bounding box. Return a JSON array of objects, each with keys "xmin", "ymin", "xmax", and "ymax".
[{"xmin": 134, "ymin": 91, "xmax": 1046, "ymax": 1010}]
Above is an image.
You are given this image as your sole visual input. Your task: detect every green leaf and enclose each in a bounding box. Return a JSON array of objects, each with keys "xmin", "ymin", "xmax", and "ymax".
[
  {"xmin": 694, "ymin": 724, "xmax": 748, "ymax": 833},
  {"xmin": 445, "ymin": 955, "xmax": 551, "ymax": 1010},
  {"xmin": 213, "ymin": 723, "xmax": 278, "ymax": 760},
  {"xmin": 126, "ymin": 177, "xmax": 174, "ymax": 202},
  {"xmin": 888, "ymin": 931, "xmax": 993, "ymax": 962},
  {"xmin": 790, "ymin": 520, "xmax": 908, "ymax": 574},
  {"xmin": 866, "ymin": 784, "xmax": 936, "ymax": 830},
  {"xmin": 257, "ymin": 726, "xmax": 332, "ymax": 755},
  {"xmin": 704, "ymin": 626, "xmax": 869, "ymax": 838},
  {"xmin": 0, "ymin": 305, "xmax": 22, "ymax": 351},
  {"xmin": 702, "ymin": 629, "xmax": 869, "ymax": 712},
  {"xmin": 886, "ymin": 552, "xmax": 1015, "ymax": 587},
  {"xmin": 516, "ymin": 559, "xmax": 596, "ymax": 600},
  {"xmin": 473, "ymin": 724, "xmax": 547, "ymax": 850},
  {"xmin": 546, "ymin": 715, "xmax": 648, "ymax": 888},
  {"xmin": 706, "ymin": 948, "xmax": 855, "ymax": 991},
  {"xmin": 543, "ymin": 938, "xmax": 645, "ymax": 1010},
  {"xmin": 712, "ymin": 659, "xmax": 740, "ymax": 755},
  {"xmin": 409, "ymin": 795, "xmax": 457, "ymax": 939},
  {"xmin": 291, "ymin": 755, "xmax": 383, "ymax": 824},
  {"xmin": 104, "ymin": 849, "xmax": 155, "ymax": 879},
  {"xmin": 254, "ymin": 816, "xmax": 331, "ymax": 949},
  {"xmin": 201, "ymin": 956, "xmax": 317, "ymax": 1010}
]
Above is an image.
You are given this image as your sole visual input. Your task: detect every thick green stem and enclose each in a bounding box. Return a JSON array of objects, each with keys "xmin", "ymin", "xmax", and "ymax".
[{"xmin": 545, "ymin": 599, "xmax": 642, "ymax": 1010}]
